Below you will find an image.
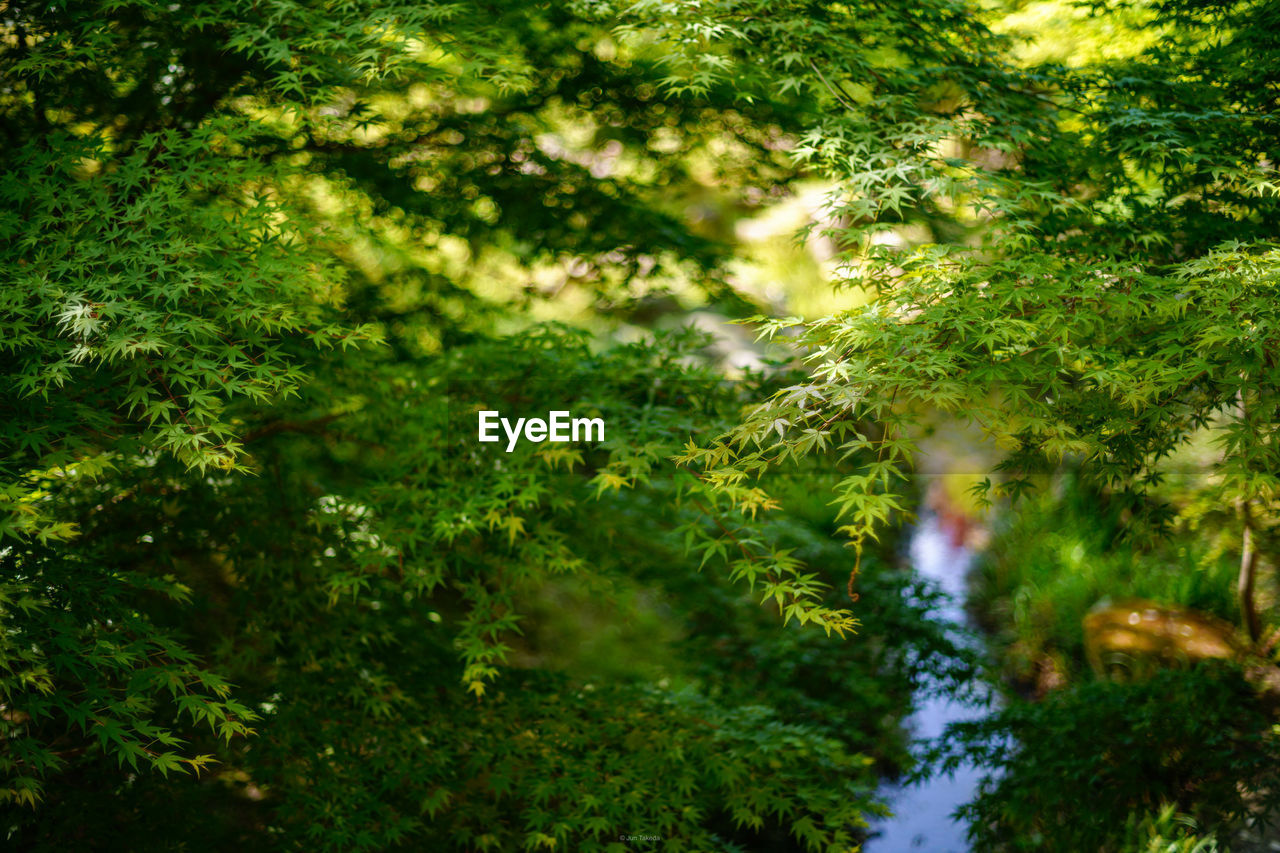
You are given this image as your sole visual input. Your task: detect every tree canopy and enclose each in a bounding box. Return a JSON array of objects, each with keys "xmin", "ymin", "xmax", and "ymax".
[
  {"xmin": 675, "ymin": 0, "xmax": 1279, "ymax": 635},
  {"xmin": 2, "ymin": 0, "xmax": 1278, "ymax": 850}
]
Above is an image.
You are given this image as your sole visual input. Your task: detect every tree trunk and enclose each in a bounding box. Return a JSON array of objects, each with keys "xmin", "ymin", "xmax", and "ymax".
[{"xmin": 1240, "ymin": 500, "xmax": 1261, "ymax": 644}]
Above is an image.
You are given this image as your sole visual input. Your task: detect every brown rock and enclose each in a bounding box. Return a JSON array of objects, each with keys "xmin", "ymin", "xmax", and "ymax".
[{"xmin": 1084, "ymin": 598, "xmax": 1245, "ymax": 679}]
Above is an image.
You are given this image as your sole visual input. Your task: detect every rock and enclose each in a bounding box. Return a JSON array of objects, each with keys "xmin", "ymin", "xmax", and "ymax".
[{"xmin": 1084, "ymin": 598, "xmax": 1245, "ymax": 679}]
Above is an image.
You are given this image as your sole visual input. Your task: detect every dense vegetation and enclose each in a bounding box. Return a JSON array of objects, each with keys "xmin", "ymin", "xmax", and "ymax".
[{"xmin": 2, "ymin": 0, "xmax": 1277, "ymax": 851}]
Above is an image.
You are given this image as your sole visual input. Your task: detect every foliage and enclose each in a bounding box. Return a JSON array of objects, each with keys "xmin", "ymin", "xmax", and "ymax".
[
  {"xmin": 1122, "ymin": 805, "xmax": 1220, "ymax": 853},
  {"xmin": 6, "ymin": 0, "xmax": 1280, "ymax": 849},
  {"xmin": 932, "ymin": 665, "xmax": 1280, "ymax": 852},
  {"xmin": 970, "ymin": 472, "xmax": 1243, "ymax": 685},
  {"xmin": 667, "ymin": 0, "xmax": 1280, "ymax": 636},
  {"xmin": 0, "ymin": 2, "xmax": 952, "ymax": 848},
  {"xmin": 647, "ymin": 1, "xmax": 1280, "ymax": 848},
  {"xmin": 4, "ymin": 320, "xmax": 910, "ymax": 849}
]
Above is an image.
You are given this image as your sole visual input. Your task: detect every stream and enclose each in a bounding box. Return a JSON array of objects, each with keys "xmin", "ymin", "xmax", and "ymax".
[{"xmin": 865, "ymin": 513, "xmax": 987, "ymax": 852}]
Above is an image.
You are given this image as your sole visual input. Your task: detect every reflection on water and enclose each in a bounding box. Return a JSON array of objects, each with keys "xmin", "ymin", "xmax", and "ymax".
[{"xmin": 866, "ymin": 514, "xmax": 985, "ymax": 853}]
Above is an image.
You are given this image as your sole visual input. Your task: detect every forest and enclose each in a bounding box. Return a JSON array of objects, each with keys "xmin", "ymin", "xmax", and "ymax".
[{"xmin": 2, "ymin": 0, "xmax": 1278, "ymax": 850}]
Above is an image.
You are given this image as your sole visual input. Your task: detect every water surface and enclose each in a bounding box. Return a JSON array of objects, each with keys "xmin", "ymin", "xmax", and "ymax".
[{"xmin": 865, "ymin": 514, "xmax": 985, "ymax": 853}]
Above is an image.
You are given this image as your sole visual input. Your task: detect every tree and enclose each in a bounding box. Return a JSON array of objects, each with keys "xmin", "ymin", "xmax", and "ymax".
[
  {"xmin": 669, "ymin": 0, "xmax": 1280, "ymax": 642},
  {"xmin": 938, "ymin": 665, "xmax": 1280, "ymax": 850},
  {"xmin": 12, "ymin": 0, "xmax": 1273, "ymax": 847},
  {"xmin": 1, "ymin": 2, "xmax": 972, "ymax": 849}
]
